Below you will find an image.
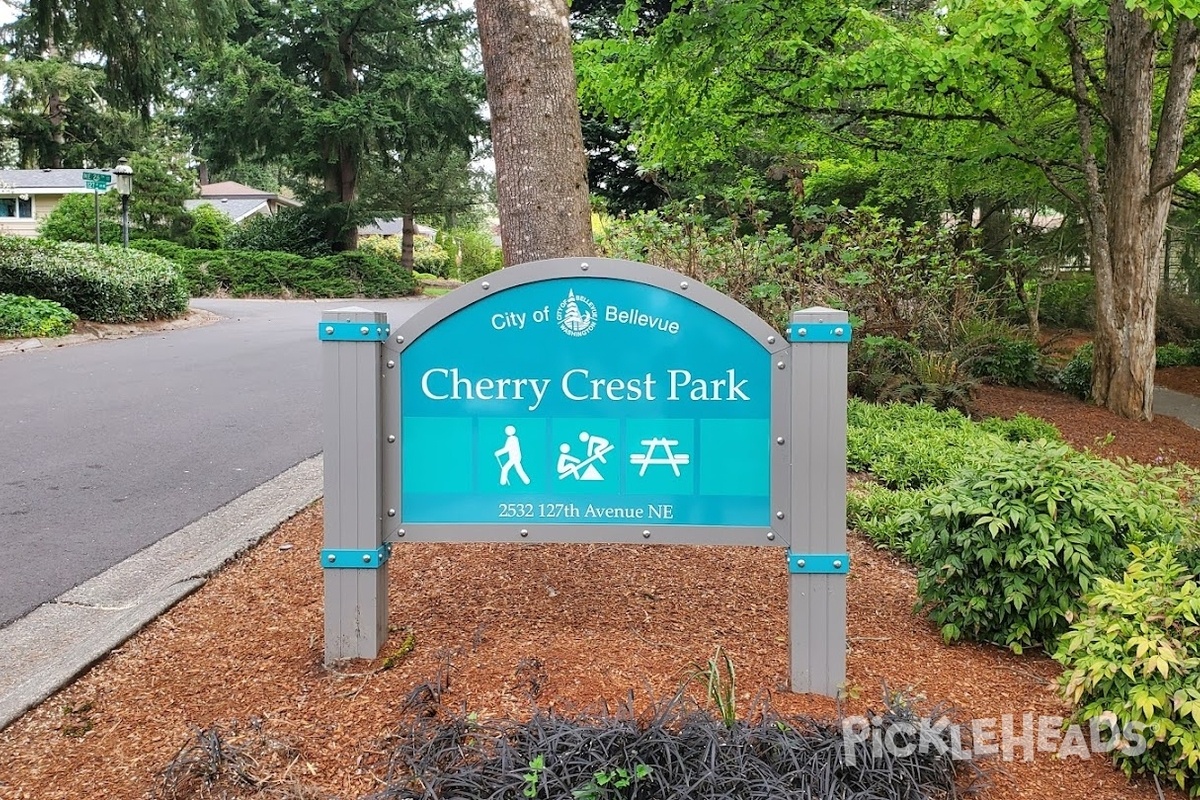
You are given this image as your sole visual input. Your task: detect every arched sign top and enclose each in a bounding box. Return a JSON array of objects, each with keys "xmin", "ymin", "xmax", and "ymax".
[{"xmin": 388, "ymin": 257, "xmax": 785, "ymax": 356}]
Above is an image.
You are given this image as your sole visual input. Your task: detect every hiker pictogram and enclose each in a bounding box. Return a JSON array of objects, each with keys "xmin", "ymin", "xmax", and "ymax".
[
  {"xmin": 494, "ymin": 425, "xmax": 532, "ymax": 486},
  {"xmin": 629, "ymin": 437, "xmax": 691, "ymax": 477}
]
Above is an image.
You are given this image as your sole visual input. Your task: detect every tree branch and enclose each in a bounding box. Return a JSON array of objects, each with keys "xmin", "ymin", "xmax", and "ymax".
[
  {"xmin": 1149, "ymin": 18, "xmax": 1200, "ymax": 194},
  {"xmin": 1063, "ymin": 10, "xmax": 1105, "ymax": 214},
  {"xmin": 1010, "ymin": 53, "xmax": 1105, "ymax": 118},
  {"xmin": 1060, "ymin": 10, "xmax": 1107, "ymax": 109}
]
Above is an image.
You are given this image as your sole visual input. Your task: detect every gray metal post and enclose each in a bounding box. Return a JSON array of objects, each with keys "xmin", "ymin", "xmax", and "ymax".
[
  {"xmin": 319, "ymin": 308, "xmax": 391, "ymax": 663},
  {"xmin": 787, "ymin": 307, "xmax": 850, "ymax": 696}
]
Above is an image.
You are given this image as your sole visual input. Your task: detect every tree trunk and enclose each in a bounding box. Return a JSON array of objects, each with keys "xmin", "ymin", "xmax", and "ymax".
[
  {"xmin": 1089, "ymin": 5, "xmax": 1199, "ymax": 420},
  {"xmin": 47, "ymin": 88, "xmax": 66, "ymax": 169},
  {"xmin": 476, "ymin": 0, "xmax": 595, "ymax": 266},
  {"xmin": 401, "ymin": 213, "xmax": 416, "ymax": 273}
]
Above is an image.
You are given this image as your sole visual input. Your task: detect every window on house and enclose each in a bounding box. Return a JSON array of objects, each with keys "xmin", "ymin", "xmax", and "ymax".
[{"xmin": 0, "ymin": 197, "xmax": 33, "ymax": 218}]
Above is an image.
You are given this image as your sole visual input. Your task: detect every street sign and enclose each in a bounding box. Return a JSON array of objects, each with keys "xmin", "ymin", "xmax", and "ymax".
[
  {"xmin": 399, "ymin": 276, "xmax": 772, "ymax": 530},
  {"xmin": 82, "ymin": 171, "xmax": 111, "ymax": 191}
]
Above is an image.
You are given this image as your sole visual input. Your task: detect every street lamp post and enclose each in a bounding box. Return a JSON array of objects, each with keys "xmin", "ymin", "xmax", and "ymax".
[{"xmin": 113, "ymin": 157, "xmax": 133, "ymax": 249}]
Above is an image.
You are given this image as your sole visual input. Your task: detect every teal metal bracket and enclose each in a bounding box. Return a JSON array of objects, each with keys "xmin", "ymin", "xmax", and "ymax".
[
  {"xmin": 787, "ymin": 322, "xmax": 852, "ymax": 343},
  {"xmin": 321, "ymin": 545, "xmax": 391, "ymax": 569},
  {"xmin": 788, "ymin": 552, "xmax": 850, "ymax": 574},
  {"xmin": 318, "ymin": 322, "xmax": 392, "ymax": 342}
]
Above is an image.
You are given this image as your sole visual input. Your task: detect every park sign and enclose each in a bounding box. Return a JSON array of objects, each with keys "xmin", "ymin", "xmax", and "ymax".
[
  {"xmin": 82, "ymin": 170, "xmax": 111, "ymax": 191},
  {"xmin": 318, "ymin": 258, "xmax": 851, "ymax": 695}
]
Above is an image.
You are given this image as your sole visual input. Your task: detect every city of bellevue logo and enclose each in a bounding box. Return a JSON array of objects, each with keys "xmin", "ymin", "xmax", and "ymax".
[{"xmin": 556, "ymin": 289, "xmax": 598, "ymax": 337}]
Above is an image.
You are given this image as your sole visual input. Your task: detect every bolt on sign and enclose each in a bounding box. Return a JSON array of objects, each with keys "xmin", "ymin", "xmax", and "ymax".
[{"xmin": 318, "ymin": 258, "xmax": 851, "ymax": 696}]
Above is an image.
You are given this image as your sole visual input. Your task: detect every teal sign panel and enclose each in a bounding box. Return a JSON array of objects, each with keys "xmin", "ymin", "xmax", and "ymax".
[{"xmin": 400, "ymin": 277, "xmax": 771, "ymax": 526}]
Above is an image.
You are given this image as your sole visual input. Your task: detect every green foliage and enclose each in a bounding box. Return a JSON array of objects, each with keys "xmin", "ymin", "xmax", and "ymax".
[
  {"xmin": 597, "ymin": 205, "xmax": 986, "ymax": 337},
  {"xmin": 883, "ymin": 351, "xmax": 978, "ymax": 414},
  {"xmin": 225, "ymin": 207, "xmax": 333, "ymax": 258},
  {"xmin": 39, "ymin": 192, "xmax": 122, "ymax": 244},
  {"xmin": 847, "ymin": 399, "xmax": 994, "ymax": 489},
  {"xmin": 1055, "ymin": 545, "xmax": 1200, "ymax": 796},
  {"xmin": 847, "ymin": 484, "xmax": 933, "ymax": 562},
  {"xmin": 691, "ymin": 646, "xmax": 737, "ymax": 727},
  {"xmin": 183, "ymin": 204, "xmax": 234, "ymax": 250},
  {"xmin": 0, "ymin": 293, "xmax": 77, "ymax": 338},
  {"xmin": 1158, "ymin": 343, "xmax": 1192, "ymax": 369},
  {"xmin": 978, "ymin": 413, "xmax": 1063, "ymax": 443},
  {"xmin": 915, "ymin": 441, "xmax": 1198, "ymax": 653},
  {"xmin": 129, "ymin": 240, "xmax": 416, "ymax": 298},
  {"xmin": 184, "ymin": 0, "xmax": 484, "ymax": 250},
  {"xmin": 0, "ymin": 237, "xmax": 188, "ymax": 322},
  {"xmin": 1038, "ymin": 276, "xmax": 1095, "ymax": 331},
  {"xmin": 848, "ymin": 335, "xmax": 918, "ymax": 402},
  {"xmin": 965, "ymin": 334, "xmax": 1042, "ymax": 386},
  {"xmin": 448, "ymin": 227, "xmax": 502, "ymax": 281},
  {"xmin": 572, "ymin": 764, "xmax": 653, "ymax": 800},
  {"xmin": 359, "ymin": 235, "xmax": 450, "ymax": 277},
  {"xmin": 1055, "ymin": 343, "xmax": 1094, "ymax": 400}
]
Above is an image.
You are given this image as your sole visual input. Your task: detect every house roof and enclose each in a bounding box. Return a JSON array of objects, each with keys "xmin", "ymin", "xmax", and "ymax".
[
  {"xmin": 185, "ymin": 197, "xmax": 271, "ymax": 223},
  {"xmin": 0, "ymin": 168, "xmax": 103, "ymax": 193},
  {"xmin": 199, "ymin": 181, "xmax": 300, "ymax": 207},
  {"xmin": 359, "ymin": 218, "xmax": 438, "ymax": 238}
]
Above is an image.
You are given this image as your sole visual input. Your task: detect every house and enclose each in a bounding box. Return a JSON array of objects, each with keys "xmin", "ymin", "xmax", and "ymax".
[
  {"xmin": 0, "ymin": 169, "xmax": 106, "ymax": 237},
  {"xmin": 185, "ymin": 181, "xmax": 301, "ymax": 223},
  {"xmin": 357, "ymin": 217, "xmax": 438, "ymax": 240}
]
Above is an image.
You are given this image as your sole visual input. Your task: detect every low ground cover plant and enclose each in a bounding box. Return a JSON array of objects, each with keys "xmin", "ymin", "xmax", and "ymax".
[
  {"xmin": 365, "ymin": 691, "xmax": 974, "ymax": 800},
  {"xmin": 0, "ymin": 237, "xmax": 188, "ymax": 322},
  {"xmin": 132, "ymin": 240, "xmax": 416, "ymax": 298},
  {"xmin": 847, "ymin": 400, "xmax": 996, "ymax": 489},
  {"xmin": 0, "ymin": 293, "xmax": 77, "ymax": 338},
  {"xmin": 1056, "ymin": 545, "xmax": 1200, "ymax": 796}
]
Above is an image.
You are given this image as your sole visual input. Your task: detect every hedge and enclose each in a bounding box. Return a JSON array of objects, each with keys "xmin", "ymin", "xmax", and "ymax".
[
  {"xmin": 131, "ymin": 240, "xmax": 417, "ymax": 298},
  {"xmin": 0, "ymin": 237, "xmax": 188, "ymax": 322}
]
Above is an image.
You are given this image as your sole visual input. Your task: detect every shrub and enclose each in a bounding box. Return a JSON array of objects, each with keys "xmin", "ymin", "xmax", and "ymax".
[
  {"xmin": 359, "ymin": 234, "xmax": 450, "ymax": 277},
  {"xmin": 39, "ymin": 192, "xmax": 122, "ymax": 244},
  {"xmin": 1055, "ymin": 342, "xmax": 1093, "ymax": 399},
  {"xmin": 1157, "ymin": 292, "xmax": 1200, "ymax": 345},
  {"xmin": 847, "ymin": 400, "xmax": 994, "ymax": 489},
  {"xmin": 0, "ymin": 293, "xmax": 77, "ymax": 338},
  {"xmin": 967, "ymin": 336, "xmax": 1042, "ymax": 386},
  {"xmin": 1157, "ymin": 342, "xmax": 1192, "ymax": 369},
  {"xmin": 915, "ymin": 440, "xmax": 1196, "ymax": 653},
  {"xmin": 450, "ymin": 226, "xmax": 502, "ymax": 281},
  {"xmin": 1038, "ymin": 274, "xmax": 1094, "ymax": 330},
  {"xmin": 977, "ymin": 412, "xmax": 1063, "ymax": 443},
  {"xmin": 880, "ymin": 351, "xmax": 978, "ymax": 414},
  {"xmin": 848, "ymin": 335, "xmax": 918, "ymax": 402},
  {"xmin": 847, "ymin": 483, "xmax": 934, "ymax": 561},
  {"xmin": 597, "ymin": 205, "xmax": 987, "ymax": 337},
  {"xmin": 1055, "ymin": 545, "xmax": 1200, "ymax": 796},
  {"xmin": 226, "ymin": 206, "xmax": 332, "ymax": 258},
  {"xmin": 0, "ymin": 237, "xmax": 188, "ymax": 322},
  {"xmin": 129, "ymin": 242, "xmax": 418, "ymax": 298},
  {"xmin": 184, "ymin": 204, "xmax": 234, "ymax": 250}
]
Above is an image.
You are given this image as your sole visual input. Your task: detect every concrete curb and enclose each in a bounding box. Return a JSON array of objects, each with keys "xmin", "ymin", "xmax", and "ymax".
[{"xmin": 0, "ymin": 455, "xmax": 323, "ymax": 733}]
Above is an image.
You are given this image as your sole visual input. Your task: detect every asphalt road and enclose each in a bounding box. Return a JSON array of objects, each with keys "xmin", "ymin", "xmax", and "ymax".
[{"xmin": 0, "ymin": 296, "xmax": 428, "ymax": 627}]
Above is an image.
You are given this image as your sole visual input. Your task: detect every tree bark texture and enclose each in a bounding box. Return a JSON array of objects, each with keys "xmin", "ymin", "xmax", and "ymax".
[
  {"xmin": 476, "ymin": 0, "xmax": 595, "ymax": 266},
  {"xmin": 1087, "ymin": 4, "xmax": 1199, "ymax": 420}
]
